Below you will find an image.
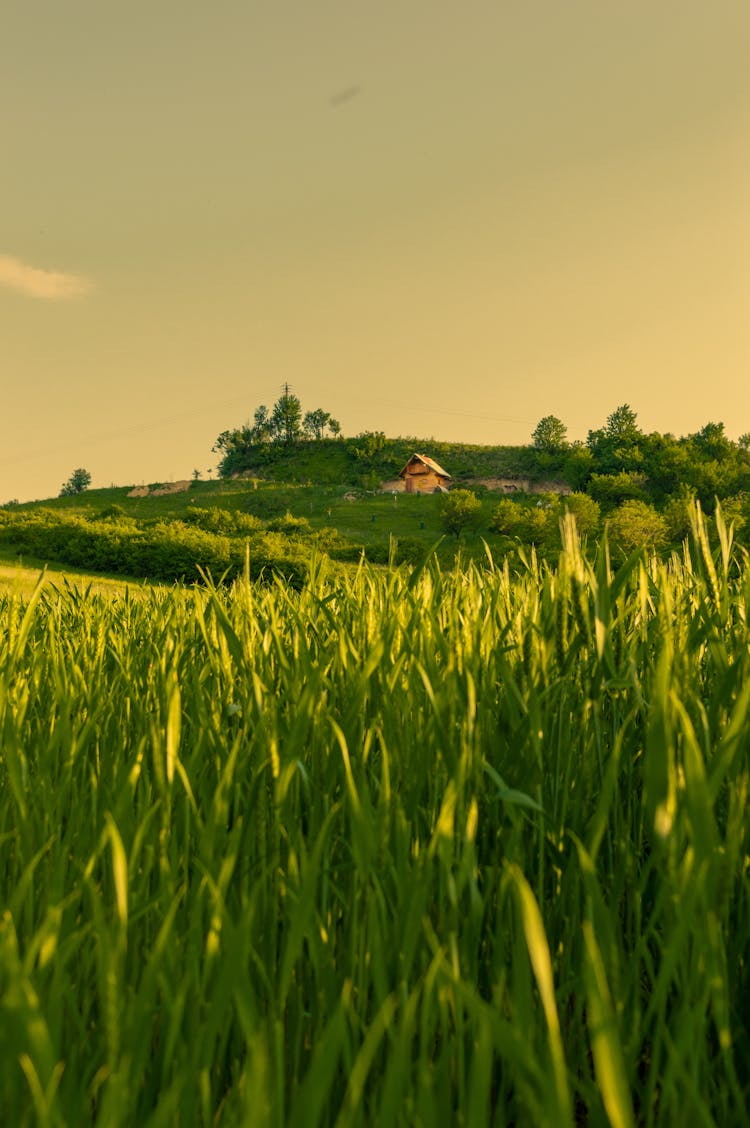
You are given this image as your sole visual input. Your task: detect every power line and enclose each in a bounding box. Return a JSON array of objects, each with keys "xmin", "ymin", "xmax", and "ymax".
[
  {"xmin": 0, "ymin": 393, "xmax": 255, "ymax": 469},
  {"xmin": 0, "ymin": 387, "xmax": 591, "ymax": 474},
  {"xmin": 335, "ymin": 394, "xmax": 590, "ymax": 437}
]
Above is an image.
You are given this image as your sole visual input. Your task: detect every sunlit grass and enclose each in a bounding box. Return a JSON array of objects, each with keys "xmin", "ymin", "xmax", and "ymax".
[
  {"xmin": 0, "ymin": 552, "xmax": 143, "ymax": 599},
  {"xmin": 0, "ymin": 509, "xmax": 748, "ymax": 1124}
]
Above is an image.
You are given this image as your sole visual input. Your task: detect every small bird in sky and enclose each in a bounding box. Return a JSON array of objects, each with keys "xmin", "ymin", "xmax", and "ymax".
[{"xmin": 329, "ymin": 85, "xmax": 363, "ymax": 108}]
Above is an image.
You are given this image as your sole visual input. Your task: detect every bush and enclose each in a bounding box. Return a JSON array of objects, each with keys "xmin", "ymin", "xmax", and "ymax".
[
  {"xmin": 98, "ymin": 504, "xmax": 127, "ymax": 520},
  {"xmin": 439, "ymin": 490, "xmax": 482, "ymax": 537},
  {"xmin": 266, "ymin": 512, "xmax": 313, "ymax": 536},
  {"xmin": 607, "ymin": 501, "xmax": 667, "ymax": 557},
  {"xmin": 324, "ymin": 541, "xmax": 367, "ymax": 563},
  {"xmin": 184, "ymin": 507, "xmax": 263, "ymax": 536},
  {"xmin": 0, "ymin": 511, "xmax": 309, "ymax": 587},
  {"xmin": 662, "ymin": 488, "xmax": 696, "ymax": 544},
  {"xmin": 562, "ymin": 492, "xmax": 601, "ymax": 538},
  {"xmin": 392, "ymin": 537, "xmax": 428, "ymax": 567},
  {"xmin": 489, "ymin": 499, "xmax": 527, "ymax": 538},
  {"xmin": 588, "ymin": 471, "xmax": 648, "ymax": 506},
  {"xmin": 242, "ymin": 493, "xmax": 289, "ymax": 519},
  {"xmin": 711, "ymin": 494, "xmax": 748, "ymax": 546}
]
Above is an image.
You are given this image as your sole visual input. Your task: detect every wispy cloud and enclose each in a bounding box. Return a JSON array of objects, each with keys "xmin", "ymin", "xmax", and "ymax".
[{"xmin": 0, "ymin": 253, "xmax": 93, "ymax": 300}]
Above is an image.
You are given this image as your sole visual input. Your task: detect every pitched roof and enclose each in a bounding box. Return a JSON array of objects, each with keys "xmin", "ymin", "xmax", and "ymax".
[{"xmin": 399, "ymin": 453, "xmax": 451, "ymax": 480}]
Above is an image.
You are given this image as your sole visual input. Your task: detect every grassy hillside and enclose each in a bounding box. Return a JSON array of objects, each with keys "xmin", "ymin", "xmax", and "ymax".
[
  {"xmin": 6, "ymin": 422, "xmax": 750, "ymax": 583},
  {"xmin": 1, "ymin": 483, "xmax": 501, "ymax": 580},
  {"xmin": 214, "ymin": 434, "xmax": 561, "ymax": 487},
  {"xmin": 4, "ymin": 475, "xmax": 744, "ymax": 586},
  {"xmin": 0, "ymin": 551, "xmax": 141, "ymax": 598}
]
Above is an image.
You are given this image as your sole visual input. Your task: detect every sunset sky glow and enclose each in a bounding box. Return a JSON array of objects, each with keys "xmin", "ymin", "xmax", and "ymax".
[{"xmin": 3, "ymin": 0, "xmax": 749, "ymax": 501}]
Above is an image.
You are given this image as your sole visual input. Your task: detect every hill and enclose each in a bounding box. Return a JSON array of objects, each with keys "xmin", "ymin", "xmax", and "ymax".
[
  {"xmin": 212, "ymin": 432, "xmax": 576, "ymax": 489},
  {"xmin": 4, "ymin": 414, "xmax": 750, "ymax": 584}
]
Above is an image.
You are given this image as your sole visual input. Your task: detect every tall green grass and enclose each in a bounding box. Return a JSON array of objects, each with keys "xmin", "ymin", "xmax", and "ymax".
[{"xmin": 1, "ymin": 509, "xmax": 748, "ymax": 1125}]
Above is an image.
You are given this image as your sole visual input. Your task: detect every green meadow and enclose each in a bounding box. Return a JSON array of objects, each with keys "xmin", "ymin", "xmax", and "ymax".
[
  {"xmin": 1, "ymin": 511, "xmax": 749, "ymax": 1124},
  {"xmin": 0, "ymin": 554, "xmax": 142, "ymax": 601}
]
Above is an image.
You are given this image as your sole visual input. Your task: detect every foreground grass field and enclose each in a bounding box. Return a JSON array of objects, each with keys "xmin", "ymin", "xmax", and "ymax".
[
  {"xmin": 0, "ymin": 552, "xmax": 140, "ymax": 599},
  {"xmin": 1, "ymin": 513, "xmax": 748, "ymax": 1125}
]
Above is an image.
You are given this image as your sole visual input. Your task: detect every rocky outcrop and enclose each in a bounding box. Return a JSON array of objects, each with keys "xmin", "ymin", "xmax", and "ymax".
[{"xmin": 127, "ymin": 480, "xmax": 191, "ymax": 498}]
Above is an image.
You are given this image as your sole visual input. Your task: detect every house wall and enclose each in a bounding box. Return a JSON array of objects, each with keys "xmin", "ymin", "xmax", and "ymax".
[{"xmin": 404, "ymin": 469, "xmax": 444, "ymax": 494}]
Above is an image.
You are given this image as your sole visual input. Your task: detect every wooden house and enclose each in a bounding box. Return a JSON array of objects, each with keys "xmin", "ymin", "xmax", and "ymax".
[{"xmin": 399, "ymin": 453, "xmax": 451, "ymax": 494}]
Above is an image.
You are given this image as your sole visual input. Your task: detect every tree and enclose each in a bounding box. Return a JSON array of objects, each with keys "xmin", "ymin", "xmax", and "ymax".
[
  {"xmin": 439, "ymin": 489, "xmax": 482, "ymax": 537},
  {"xmin": 213, "ymin": 392, "xmax": 342, "ymax": 475},
  {"xmin": 693, "ymin": 421, "xmax": 732, "ymax": 461},
  {"xmin": 663, "ymin": 485, "xmax": 697, "ymax": 543},
  {"xmin": 490, "ymin": 499, "xmax": 527, "ymax": 538},
  {"xmin": 304, "ymin": 409, "xmax": 327, "ymax": 440},
  {"xmin": 270, "ymin": 390, "xmax": 303, "ymax": 445},
  {"xmin": 531, "ymin": 415, "xmax": 568, "ymax": 453},
  {"xmin": 607, "ymin": 500, "xmax": 667, "ymax": 557},
  {"xmin": 60, "ymin": 468, "xmax": 92, "ymax": 496},
  {"xmin": 563, "ymin": 492, "xmax": 600, "ymax": 538},
  {"xmin": 603, "ymin": 404, "xmax": 641, "ymax": 445},
  {"xmin": 303, "ymin": 408, "xmax": 340, "ymax": 440},
  {"xmin": 587, "ymin": 404, "xmax": 643, "ymax": 475},
  {"xmin": 587, "ymin": 471, "xmax": 648, "ymax": 506},
  {"xmin": 251, "ymin": 405, "xmax": 272, "ymax": 443},
  {"xmin": 641, "ymin": 431, "xmax": 689, "ymax": 501},
  {"xmin": 563, "ymin": 444, "xmax": 595, "ymax": 490}
]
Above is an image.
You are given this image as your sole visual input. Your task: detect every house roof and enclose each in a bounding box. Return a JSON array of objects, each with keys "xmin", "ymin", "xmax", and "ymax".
[{"xmin": 398, "ymin": 453, "xmax": 451, "ymax": 480}]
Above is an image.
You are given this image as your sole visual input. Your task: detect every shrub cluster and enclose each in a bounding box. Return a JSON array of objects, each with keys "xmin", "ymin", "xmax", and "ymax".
[
  {"xmin": 182, "ymin": 506, "xmax": 263, "ymax": 536},
  {"xmin": 0, "ymin": 510, "xmax": 309, "ymax": 587},
  {"xmin": 490, "ymin": 492, "xmax": 601, "ymax": 552}
]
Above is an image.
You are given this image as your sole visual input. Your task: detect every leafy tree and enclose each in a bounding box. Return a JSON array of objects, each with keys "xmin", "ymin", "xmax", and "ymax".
[
  {"xmin": 587, "ymin": 404, "xmax": 643, "ymax": 474},
  {"xmin": 303, "ymin": 409, "xmax": 341, "ymax": 441},
  {"xmin": 603, "ymin": 404, "xmax": 641, "ymax": 445},
  {"xmin": 439, "ymin": 489, "xmax": 482, "ymax": 537},
  {"xmin": 531, "ymin": 415, "xmax": 568, "ymax": 452},
  {"xmin": 491, "ymin": 492, "xmax": 598, "ymax": 553},
  {"xmin": 563, "ymin": 444, "xmax": 595, "ymax": 490},
  {"xmin": 524, "ymin": 505, "xmax": 558, "ymax": 548},
  {"xmin": 692, "ymin": 421, "xmax": 732, "ymax": 462},
  {"xmin": 719, "ymin": 494, "xmax": 749, "ymax": 542},
  {"xmin": 251, "ymin": 405, "xmax": 273, "ymax": 443},
  {"xmin": 303, "ymin": 409, "xmax": 329, "ymax": 440},
  {"xmin": 214, "ymin": 392, "xmax": 342, "ymax": 476},
  {"xmin": 587, "ymin": 471, "xmax": 648, "ymax": 506},
  {"xmin": 60, "ymin": 468, "xmax": 92, "ymax": 497},
  {"xmin": 607, "ymin": 500, "xmax": 667, "ymax": 557},
  {"xmin": 563, "ymin": 492, "xmax": 600, "ymax": 538},
  {"xmin": 640, "ymin": 432, "xmax": 690, "ymax": 501},
  {"xmin": 490, "ymin": 498, "xmax": 527, "ymax": 537},
  {"xmin": 662, "ymin": 486, "xmax": 696, "ymax": 543}
]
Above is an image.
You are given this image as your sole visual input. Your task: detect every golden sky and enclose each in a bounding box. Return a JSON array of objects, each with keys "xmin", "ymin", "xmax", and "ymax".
[{"xmin": 2, "ymin": 0, "xmax": 749, "ymax": 501}]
